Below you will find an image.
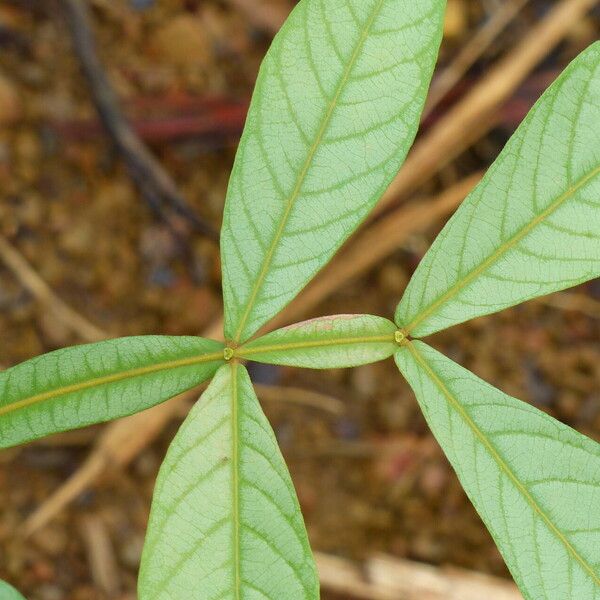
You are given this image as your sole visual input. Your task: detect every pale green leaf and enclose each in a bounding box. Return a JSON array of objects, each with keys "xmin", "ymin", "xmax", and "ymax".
[
  {"xmin": 221, "ymin": 0, "xmax": 446, "ymax": 344},
  {"xmin": 238, "ymin": 314, "xmax": 398, "ymax": 368},
  {"xmin": 396, "ymin": 340, "xmax": 600, "ymax": 600},
  {"xmin": 0, "ymin": 336, "xmax": 224, "ymax": 449},
  {"xmin": 0, "ymin": 580, "xmax": 26, "ymax": 600},
  {"xmin": 396, "ymin": 43, "xmax": 600, "ymax": 338},
  {"xmin": 139, "ymin": 363, "xmax": 318, "ymax": 600}
]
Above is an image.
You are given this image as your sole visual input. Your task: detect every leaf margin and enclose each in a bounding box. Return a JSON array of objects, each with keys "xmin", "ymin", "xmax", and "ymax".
[
  {"xmin": 395, "ymin": 339, "xmax": 600, "ymax": 598},
  {"xmin": 395, "ymin": 41, "xmax": 600, "ymax": 338},
  {"xmin": 0, "ymin": 335, "xmax": 225, "ymax": 448}
]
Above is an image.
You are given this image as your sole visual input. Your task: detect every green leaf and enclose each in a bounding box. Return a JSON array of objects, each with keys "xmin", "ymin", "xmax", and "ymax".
[
  {"xmin": 139, "ymin": 363, "xmax": 319, "ymax": 600},
  {"xmin": 0, "ymin": 580, "xmax": 26, "ymax": 600},
  {"xmin": 221, "ymin": 0, "xmax": 446, "ymax": 344},
  {"xmin": 238, "ymin": 314, "xmax": 398, "ymax": 368},
  {"xmin": 396, "ymin": 43, "xmax": 600, "ymax": 338},
  {"xmin": 395, "ymin": 340, "xmax": 600, "ymax": 600},
  {"xmin": 0, "ymin": 336, "xmax": 224, "ymax": 449}
]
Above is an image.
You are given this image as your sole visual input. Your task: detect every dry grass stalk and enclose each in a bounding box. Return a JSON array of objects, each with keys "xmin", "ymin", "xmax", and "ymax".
[
  {"xmin": 8, "ymin": 0, "xmax": 598, "ymax": 542},
  {"xmin": 79, "ymin": 514, "xmax": 121, "ymax": 597},
  {"xmin": 0, "ymin": 235, "xmax": 105, "ymax": 343},
  {"xmin": 422, "ymin": 0, "xmax": 533, "ymax": 119},
  {"xmin": 30, "ymin": 176, "xmax": 477, "ymax": 529},
  {"xmin": 225, "ymin": 0, "xmax": 290, "ymax": 33},
  {"xmin": 317, "ymin": 552, "xmax": 523, "ymax": 600},
  {"xmin": 377, "ymin": 0, "xmax": 598, "ymax": 215},
  {"xmin": 268, "ymin": 173, "xmax": 482, "ymax": 332}
]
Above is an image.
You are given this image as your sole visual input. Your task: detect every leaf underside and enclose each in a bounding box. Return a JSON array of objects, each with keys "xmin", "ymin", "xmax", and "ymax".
[
  {"xmin": 139, "ymin": 363, "xmax": 319, "ymax": 600},
  {"xmin": 2, "ymin": 5, "xmax": 598, "ymax": 600},
  {"xmin": 238, "ymin": 314, "xmax": 398, "ymax": 368},
  {"xmin": 0, "ymin": 580, "xmax": 26, "ymax": 600},
  {"xmin": 396, "ymin": 42, "xmax": 600, "ymax": 338},
  {"xmin": 0, "ymin": 336, "xmax": 224, "ymax": 448},
  {"xmin": 221, "ymin": 0, "xmax": 446, "ymax": 344},
  {"xmin": 396, "ymin": 341, "xmax": 600, "ymax": 600}
]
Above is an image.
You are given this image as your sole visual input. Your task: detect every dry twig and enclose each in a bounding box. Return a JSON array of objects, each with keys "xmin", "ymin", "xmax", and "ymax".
[
  {"xmin": 422, "ymin": 0, "xmax": 533, "ymax": 119},
  {"xmin": 224, "ymin": 0, "xmax": 290, "ymax": 33},
  {"xmin": 0, "ymin": 236, "xmax": 105, "ymax": 343},
  {"xmin": 317, "ymin": 552, "xmax": 522, "ymax": 600},
  {"xmin": 377, "ymin": 0, "xmax": 598, "ymax": 214},
  {"xmin": 79, "ymin": 514, "xmax": 121, "ymax": 597},
  {"xmin": 268, "ymin": 173, "xmax": 482, "ymax": 332},
  {"xmin": 60, "ymin": 0, "xmax": 218, "ymax": 241},
  {"xmin": 20, "ymin": 174, "xmax": 477, "ymax": 534},
  {"xmin": 15, "ymin": 0, "xmax": 599, "ymax": 537}
]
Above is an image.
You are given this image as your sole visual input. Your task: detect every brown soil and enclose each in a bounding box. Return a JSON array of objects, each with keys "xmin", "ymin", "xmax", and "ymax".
[{"xmin": 0, "ymin": 1, "xmax": 599, "ymax": 598}]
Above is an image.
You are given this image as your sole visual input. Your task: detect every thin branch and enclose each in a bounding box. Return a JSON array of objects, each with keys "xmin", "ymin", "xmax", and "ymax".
[
  {"xmin": 78, "ymin": 514, "xmax": 121, "ymax": 597},
  {"xmin": 317, "ymin": 552, "xmax": 522, "ymax": 600},
  {"xmin": 376, "ymin": 0, "xmax": 598, "ymax": 216},
  {"xmin": 536, "ymin": 291, "xmax": 600, "ymax": 319},
  {"xmin": 0, "ymin": 235, "xmax": 105, "ymax": 343},
  {"xmin": 267, "ymin": 174, "xmax": 482, "ymax": 332},
  {"xmin": 60, "ymin": 0, "xmax": 218, "ymax": 241},
  {"xmin": 422, "ymin": 0, "xmax": 533, "ymax": 120},
  {"xmin": 254, "ymin": 383, "xmax": 345, "ymax": 415},
  {"xmin": 19, "ymin": 176, "xmax": 476, "ymax": 535},
  {"xmin": 224, "ymin": 0, "xmax": 290, "ymax": 34},
  {"xmin": 15, "ymin": 0, "xmax": 599, "ymax": 537}
]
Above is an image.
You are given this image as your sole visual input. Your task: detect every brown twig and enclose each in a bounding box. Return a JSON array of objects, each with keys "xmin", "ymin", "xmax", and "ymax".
[
  {"xmin": 377, "ymin": 0, "xmax": 598, "ymax": 215},
  {"xmin": 536, "ymin": 291, "xmax": 600, "ymax": 319},
  {"xmin": 268, "ymin": 174, "xmax": 482, "ymax": 332},
  {"xmin": 60, "ymin": 0, "xmax": 218, "ymax": 241},
  {"xmin": 317, "ymin": 552, "xmax": 522, "ymax": 600},
  {"xmin": 20, "ymin": 175, "xmax": 477, "ymax": 535},
  {"xmin": 53, "ymin": 97, "xmax": 248, "ymax": 145},
  {"xmin": 225, "ymin": 0, "xmax": 290, "ymax": 34},
  {"xmin": 22, "ymin": 387, "xmax": 207, "ymax": 537},
  {"xmin": 79, "ymin": 514, "xmax": 121, "ymax": 598},
  {"xmin": 254, "ymin": 383, "xmax": 345, "ymax": 415},
  {"xmin": 422, "ymin": 0, "xmax": 533, "ymax": 120},
  {"xmin": 0, "ymin": 236, "xmax": 105, "ymax": 343},
  {"xmin": 16, "ymin": 0, "xmax": 599, "ymax": 537}
]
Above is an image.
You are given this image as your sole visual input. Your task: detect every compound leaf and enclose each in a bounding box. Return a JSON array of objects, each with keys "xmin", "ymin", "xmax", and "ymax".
[
  {"xmin": 221, "ymin": 0, "xmax": 446, "ymax": 344},
  {"xmin": 396, "ymin": 43, "xmax": 600, "ymax": 338},
  {"xmin": 396, "ymin": 340, "xmax": 600, "ymax": 600},
  {"xmin": 0, "ymin": 336, "xmax": 224, "ymax": 449},
  {"xmin": 238, "ymin": 314, "xmax": 398, "ymax": 368},
  {"xmin": 0, "ymin": 580, "xmax": 26, "ymax": 600},
  {"xmin": 139, "ymin": 363, "xmax": 318, "ymax": 600}
]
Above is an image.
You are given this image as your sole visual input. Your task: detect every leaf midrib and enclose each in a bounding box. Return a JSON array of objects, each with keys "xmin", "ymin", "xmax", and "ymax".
[
  {"xmin": 232, "ymin": 0, "xmax": 386, "ymax": 344},
  {"xmin": 0, "ymin": 351, "xmax": 225, "ymax": 418},
  {"xmin": 405, "ymin": 341, "xmax": 600, "ymax": 587},
  {"xmin": 238, "ymin": 333, "xmax": 396, "ymax": 357},
  {"xmin": 405, "ymin": 162, "xmax": 600, "ymax": 335},
  {"xmin": 230, "ymin": 362, "xmax": 242, "ymax": 599}
]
